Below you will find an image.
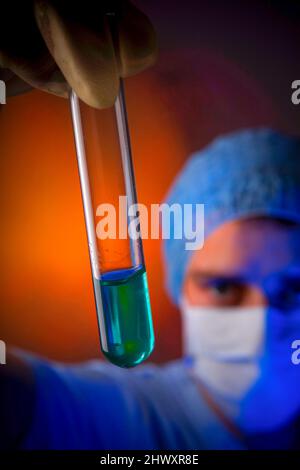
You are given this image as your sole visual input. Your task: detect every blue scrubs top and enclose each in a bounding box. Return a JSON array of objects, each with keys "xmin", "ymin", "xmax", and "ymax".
[{"xmin": 19, "ymin": 353, "xmax": 245, "ymax": 450}]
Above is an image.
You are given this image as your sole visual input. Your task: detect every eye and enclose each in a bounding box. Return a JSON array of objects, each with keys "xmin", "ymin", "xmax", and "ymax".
[
  {"xmin": 184, "ymin": 271, "xmax": 251, "ymax": 307},
  {"xmin": 209, "ymin": 279, "xmax": 235, "ymax": 296},
  {"xmin": 188, "ymin": 274, "xmax": 247, "ymax": 307},
  {"xmin": 265, "ymin": 273, "xmax": 300, "ymax": 310},
  {"xmin": 273, "ymin": 279, "xmax": 300, "ymax": 309},
  {"xmin": 206, "ymin": 279, "xmax": 245, "ymax": 304}
]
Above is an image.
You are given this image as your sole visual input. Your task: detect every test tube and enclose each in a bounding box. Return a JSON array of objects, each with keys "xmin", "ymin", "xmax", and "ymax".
[{"xmin": 70, "ymin": 80, "xmax": 155, "ymax": 368}]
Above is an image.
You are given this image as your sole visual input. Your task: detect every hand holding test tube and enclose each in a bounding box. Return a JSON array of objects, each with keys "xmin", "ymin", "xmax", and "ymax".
[{"xmin": 0, "ymin": 1, "xmax": 157, "ymax": 108}]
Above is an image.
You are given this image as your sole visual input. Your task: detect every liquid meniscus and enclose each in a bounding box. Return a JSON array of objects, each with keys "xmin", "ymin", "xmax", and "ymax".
[{"xmin": 93, "ymin": 265, "xmax": 155, "ymax": 368}]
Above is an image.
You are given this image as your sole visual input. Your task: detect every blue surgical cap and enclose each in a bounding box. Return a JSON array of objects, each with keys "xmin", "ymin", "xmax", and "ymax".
[{"xmin": 163, "ymin": 128, "xmax": 300, "ymax": 305}]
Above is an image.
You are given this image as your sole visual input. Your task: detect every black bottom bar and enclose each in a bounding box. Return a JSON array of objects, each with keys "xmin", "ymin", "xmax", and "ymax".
[{"xmin": 1, "ymin": 450, "xmax": 300, "ymax": 466}]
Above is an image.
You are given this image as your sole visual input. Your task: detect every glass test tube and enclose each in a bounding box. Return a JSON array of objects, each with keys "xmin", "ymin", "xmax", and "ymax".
[{"xmin": 70, "ymin": 80, "xmax": 155, "ymax": 368}]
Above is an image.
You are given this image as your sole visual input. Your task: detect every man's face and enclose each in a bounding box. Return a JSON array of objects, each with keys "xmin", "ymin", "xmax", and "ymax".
[
  {"xmin": 181, "ymin": 218, "xmax": 300, "ymax": 432},
  {"xmin": 183, "ymin": 217, "xmax": 300, "ymax": 311}
]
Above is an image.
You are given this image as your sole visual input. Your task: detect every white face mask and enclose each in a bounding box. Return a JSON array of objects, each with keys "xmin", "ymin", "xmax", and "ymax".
[{"xmin": 180, "ymin": 296, "xmax": 300, "ymax": 432}]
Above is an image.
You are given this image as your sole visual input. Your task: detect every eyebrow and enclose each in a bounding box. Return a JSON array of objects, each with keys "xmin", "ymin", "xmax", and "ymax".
[{"xmin": 188, "ymin": 270, "xmax": 246, "ymax": 283}]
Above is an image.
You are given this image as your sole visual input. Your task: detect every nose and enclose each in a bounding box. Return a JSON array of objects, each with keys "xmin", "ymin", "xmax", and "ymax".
[{"xmin": 243, "ymin": 283, "xmax": 268, "ymax": 307}]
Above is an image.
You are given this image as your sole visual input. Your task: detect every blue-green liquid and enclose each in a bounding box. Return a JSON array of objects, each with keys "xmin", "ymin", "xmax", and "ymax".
[{"xmin": 93, "ymin": 266, "xmax": 155, "ymax": 368}]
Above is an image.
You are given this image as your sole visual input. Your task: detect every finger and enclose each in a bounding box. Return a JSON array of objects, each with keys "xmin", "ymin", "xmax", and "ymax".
[
  {"xmin": 0, "ymin": 68, "xmax": 32, "ymax": 97},
  {"xmin": 34, "ymin": 0, "xmax": 120, "ymax": 108},
  {"xmin": 0, "ymin": 2, "xmax": 68, "ymax": 98},
  {"xmin": 114, "ymin": 1, "xmax": 158, "ymax": 78}
]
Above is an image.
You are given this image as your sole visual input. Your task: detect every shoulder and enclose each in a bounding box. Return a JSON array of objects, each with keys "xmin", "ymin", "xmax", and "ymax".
[
  {"xmin": 17, "ymin": 349, "xmax": 194, "ymax": 449},
  {"xmin": 15, "ymin": 348, "xmax": 190, "ymax": 406}
]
